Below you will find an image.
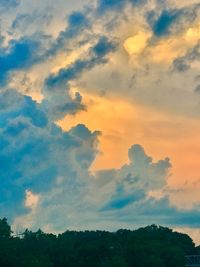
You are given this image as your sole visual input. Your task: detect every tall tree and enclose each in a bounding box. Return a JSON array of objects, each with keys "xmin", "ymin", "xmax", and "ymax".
[{"xmin": 0, "ymin": 218, "xmax": 12, "ymax": 239}]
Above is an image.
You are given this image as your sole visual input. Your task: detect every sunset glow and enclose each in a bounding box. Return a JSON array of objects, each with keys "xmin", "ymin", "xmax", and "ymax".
[{"xmin": 1, "ymin": 0, "xmax": 200, "ymax": 245}]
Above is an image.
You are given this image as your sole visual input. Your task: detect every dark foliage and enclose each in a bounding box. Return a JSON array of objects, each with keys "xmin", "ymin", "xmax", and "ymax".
[{"xmin": 0, "ymin": 219, "xmax": 198, "ymax": 267}]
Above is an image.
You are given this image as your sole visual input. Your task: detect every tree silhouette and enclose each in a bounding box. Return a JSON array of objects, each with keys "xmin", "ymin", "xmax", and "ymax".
[
  {"xmin": 0, "ymin": 218, "xmax": 198, "ymax": 267},
  {"xmin": 0, "ymin": 218, "xmax": 12, "ymax": 239}
]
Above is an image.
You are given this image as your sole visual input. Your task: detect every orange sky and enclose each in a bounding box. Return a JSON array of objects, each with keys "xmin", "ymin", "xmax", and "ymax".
[{"xmin": 58, "ymin": 91, "xmax": 200, "ymax": 189}]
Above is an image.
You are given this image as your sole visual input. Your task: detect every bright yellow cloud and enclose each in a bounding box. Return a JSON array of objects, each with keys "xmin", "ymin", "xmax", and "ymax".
[
  {"xmin": 123, "ymin": 31, "xmax": 151, "ymax": 55},
  {"xmin": 185, "ymin": 22, "xmax": 200, "ymax": 43},
  {"xmin": 124, "ymin": 22, "xmax": 200, "ymax": 65}
]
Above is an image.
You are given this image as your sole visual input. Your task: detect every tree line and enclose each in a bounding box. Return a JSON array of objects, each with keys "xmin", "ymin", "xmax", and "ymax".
[{"xmin": 0, "ymin": 217, "xmax": 199, "ymax": 267}]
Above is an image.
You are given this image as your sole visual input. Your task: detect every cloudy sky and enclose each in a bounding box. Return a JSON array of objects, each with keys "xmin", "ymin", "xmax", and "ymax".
[{"xmin": 1, "ymin": 0, "xmax": 200, "ymax": 244}]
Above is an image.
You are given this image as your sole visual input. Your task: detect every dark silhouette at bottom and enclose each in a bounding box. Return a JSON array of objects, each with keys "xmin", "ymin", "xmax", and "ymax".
[{"xmin": 0, "ymin": 218, "xmax": 200, "ymax": 267}]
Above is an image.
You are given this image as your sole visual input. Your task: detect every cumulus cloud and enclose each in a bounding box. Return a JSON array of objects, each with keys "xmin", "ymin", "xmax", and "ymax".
[
  {"xmin": 100, "ymin": 144, "xmax": 171, "ymax": 210},
  {"xmin": 0, "ymin": 89, "xmax": 198, "ymax": 232},
  {"xmin": 2, "ymin": 90, "xmax": 174, "ymax": 230},
  {"xmin": 11, "ymin": 140, "xmax": 172, "ymax": 231},
  {"xmin": 0, "ymin": 88, "xmax": 100, "ymax": 222},
  {"xmin": 0, "ymin": 0, "xmax": 200, "ymax": 236},
  {"xmin": 11, "ymin": 140, "xmax": 200, "ymax": 232}
]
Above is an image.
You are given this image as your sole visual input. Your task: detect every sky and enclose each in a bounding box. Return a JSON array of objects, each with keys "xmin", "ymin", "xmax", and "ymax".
[{"xmin": 1, "ymin": 0, "xmax": 200, "ymax": 244}]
